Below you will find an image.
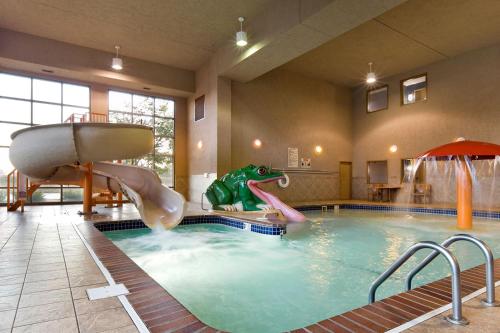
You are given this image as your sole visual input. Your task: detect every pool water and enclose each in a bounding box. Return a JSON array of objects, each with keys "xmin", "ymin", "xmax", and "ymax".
[{"xmin": 104, "ymin": 210, "xmax": 500, "ymax": 333}]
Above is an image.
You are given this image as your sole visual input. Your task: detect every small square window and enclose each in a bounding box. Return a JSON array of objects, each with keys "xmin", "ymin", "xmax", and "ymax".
[
  {"xmin": 401, "ymin": 74, "xmax": 427, "ymax": 105},
  {"xmin": 366, "ymin": 85, "xmax": 388, "ymax": 113},
  {"xmin": 195, "ymin": 95, "xmax": 205, "ymax": 121}
]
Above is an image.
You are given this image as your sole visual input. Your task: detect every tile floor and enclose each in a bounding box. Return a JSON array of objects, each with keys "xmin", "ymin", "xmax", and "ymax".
[
  {"xmin": 1, "ymin": 204, "xmax": 500, "ymax": 333},
  {"xmin": 408, "ymin": 285, "xmax": 500, "ymax": 332},
  {"xmin": 0, "ymin": 205, "xmax": 139, "ymax": 333}
]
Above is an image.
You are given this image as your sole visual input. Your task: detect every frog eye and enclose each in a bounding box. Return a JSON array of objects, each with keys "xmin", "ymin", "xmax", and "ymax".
[{"xmin": 257, "ymin": 167, "xmax": 267, "ymax": 176}]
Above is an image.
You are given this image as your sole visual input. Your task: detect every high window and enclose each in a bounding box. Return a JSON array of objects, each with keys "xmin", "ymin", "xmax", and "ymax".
[
  {"xmin": 108, "ymin": 90, "xmax": 175, "ymax": 187},
  {"xmin": 0, "ymin": 72, "xmax": 90, "ymax": 203}
]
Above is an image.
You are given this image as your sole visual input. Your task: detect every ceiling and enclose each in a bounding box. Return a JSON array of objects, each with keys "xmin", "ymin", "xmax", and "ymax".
[
  {"xmin": 282, "ymin": 0, "xmax": 500, "ymax": 86},
  {"xmin": 0, "ymin": 0, "xmax": 272, "ymax": 71}
]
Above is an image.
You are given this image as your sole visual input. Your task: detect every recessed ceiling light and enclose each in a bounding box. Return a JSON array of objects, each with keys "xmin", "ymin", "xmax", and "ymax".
[
  {"xmin": 366, "ymin": 62, "xmax": 376, "ymax": 84},
  {"xmin": 253, "ymin": 139, "xmax": 262, "ymax": 148},
  {"xmin": 314, "ymin": 145, "xmax": 323, "ymax": 154},
  {"xmin": 389, "ymin": 145, "xmax": 398, "ymax": 153},
  {"xmin": 236, "ymin": 17, "xmax": 248, "ymax": 47},
  {"xmin": 112, "ymin": 45, "xmax": 123, "ymax": 70}
]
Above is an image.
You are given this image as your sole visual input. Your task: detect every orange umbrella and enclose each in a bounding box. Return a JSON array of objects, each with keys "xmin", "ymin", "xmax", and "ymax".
[
  {"xmin": 417, "ymin": 140, "xmax": 500, "ymax": 229},
  {"xmin": 418, "ymin": 140, "xmax": 500, "ymax": 160}
]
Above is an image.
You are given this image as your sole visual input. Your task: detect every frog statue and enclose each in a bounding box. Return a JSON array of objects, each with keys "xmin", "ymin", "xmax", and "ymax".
[{"xmin": 205, "ymin": 165, "xmax": 306, "ymax": 222}]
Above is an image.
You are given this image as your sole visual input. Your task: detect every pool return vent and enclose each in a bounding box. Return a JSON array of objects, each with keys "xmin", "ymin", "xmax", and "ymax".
[{"xmin": 368, "ymin": 234, "xmax": 498, "ymax": 326}]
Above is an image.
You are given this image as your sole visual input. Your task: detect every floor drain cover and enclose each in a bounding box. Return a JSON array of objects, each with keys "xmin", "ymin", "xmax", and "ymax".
[{"xmin": 86, "ymin": 284, "xmax": 129, "ymax": 300}]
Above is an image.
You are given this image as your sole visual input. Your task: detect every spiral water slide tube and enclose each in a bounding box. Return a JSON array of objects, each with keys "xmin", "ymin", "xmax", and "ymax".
[{"xmin": 9, "ymin": 123, "xmax": 186, "ymax": 229}]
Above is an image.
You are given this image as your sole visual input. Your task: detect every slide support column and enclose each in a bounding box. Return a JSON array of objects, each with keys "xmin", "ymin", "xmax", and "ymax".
[{"xmin": 83, "ymin": 162, "xmax": 93, "ymax": 215}]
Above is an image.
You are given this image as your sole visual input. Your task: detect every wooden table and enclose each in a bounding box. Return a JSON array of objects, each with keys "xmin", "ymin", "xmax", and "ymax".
[{"xmin": 378, "ymin": 184, "xmax": 402, "ymax": 202}]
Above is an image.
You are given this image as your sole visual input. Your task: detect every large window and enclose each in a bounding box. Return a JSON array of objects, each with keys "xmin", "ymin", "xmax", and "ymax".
[
  {"xmin": 0, "ymin": 72, "xmax": 89, "ymax": 204},
  {"xmin": 108, "ymin": 91, "xmax": 175, "ymax": 187}
]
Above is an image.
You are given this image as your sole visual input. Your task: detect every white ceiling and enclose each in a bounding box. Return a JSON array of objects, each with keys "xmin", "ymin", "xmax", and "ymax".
[
  {"xmin": 282, "ymin": 0, "xmax": 500, "ymax": 86},
  {"xmin": 0, "ymin": 0, "xmax": 272, "ymax": 70}
]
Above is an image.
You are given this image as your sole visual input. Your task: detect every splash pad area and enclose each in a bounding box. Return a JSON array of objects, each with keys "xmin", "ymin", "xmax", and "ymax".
[{"xmin": 398, "ymin": 140, "xmax": 500, "ymax": 230}]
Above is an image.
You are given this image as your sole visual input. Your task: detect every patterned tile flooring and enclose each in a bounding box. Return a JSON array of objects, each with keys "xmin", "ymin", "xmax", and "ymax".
[
  {"xmin": 1, "ymin": 203, "xmax": 500, "ymax": 333},
  {"xmin": 0, "ymin": 205, "xmax": 138, "ymax": 333}
]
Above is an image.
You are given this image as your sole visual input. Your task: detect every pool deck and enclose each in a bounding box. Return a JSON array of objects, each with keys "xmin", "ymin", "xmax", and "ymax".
[{"xmin": 1, "ymin": 203, "xmax": 500, "ymax": 332}]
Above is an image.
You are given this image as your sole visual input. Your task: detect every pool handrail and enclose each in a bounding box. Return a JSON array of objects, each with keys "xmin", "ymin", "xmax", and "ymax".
[
  {"xmin": 405, "ymin": 234, "xmax": 499, "ymax": 307},
  {"xmin": 368, "ymin": 241, "xmax": 468, "ymax": 325}
]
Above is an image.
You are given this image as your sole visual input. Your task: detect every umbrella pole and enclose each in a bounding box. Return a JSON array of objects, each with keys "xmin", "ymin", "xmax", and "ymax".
[{"xmin": 456, "ymin": 158, "xmax": 472, "ymax": 229}]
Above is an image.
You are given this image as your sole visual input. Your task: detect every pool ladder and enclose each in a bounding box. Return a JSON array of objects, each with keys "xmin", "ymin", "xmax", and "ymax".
[{"xmin": 368, "ymin": 234, "xmax": 499, "ymax": 326}]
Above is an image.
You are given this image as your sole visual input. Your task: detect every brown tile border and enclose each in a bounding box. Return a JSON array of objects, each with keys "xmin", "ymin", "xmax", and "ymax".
[
  {"xmin": 76, "ymin": 222, "xmax": 225, "ymax": 333},
  {"xmin": 77, "ymin": 221, "xmax": 500, "ymax": 333},
  {"xmin": 305, "ymin": 263, "xmax": 500, "ymax": 333}
]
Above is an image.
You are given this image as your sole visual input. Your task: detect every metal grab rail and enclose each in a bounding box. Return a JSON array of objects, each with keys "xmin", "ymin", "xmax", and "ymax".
[
  {"xmin": 406, "ymin": 234, "xmax": 499, "ymax": 307},
  {"xmin": 368, "ymin": 241, "xmax": 468, "ymax": 325}
]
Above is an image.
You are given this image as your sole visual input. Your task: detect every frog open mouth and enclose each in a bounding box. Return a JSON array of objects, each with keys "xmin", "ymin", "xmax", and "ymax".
[{"xmin": 247, "ymin": 177, "xmax": 306, "ymax": 222}]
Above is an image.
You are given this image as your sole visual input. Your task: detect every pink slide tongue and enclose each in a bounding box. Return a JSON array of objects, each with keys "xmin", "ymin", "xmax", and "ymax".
[{"xmin": 248, "ymin": 180, "xmax": 306, "ymax": 222}]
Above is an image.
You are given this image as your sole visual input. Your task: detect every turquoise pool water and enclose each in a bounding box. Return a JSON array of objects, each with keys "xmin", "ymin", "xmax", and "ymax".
[{"xmin": 104, "ymin": 210, "xmax": 500, "ymax": 333}]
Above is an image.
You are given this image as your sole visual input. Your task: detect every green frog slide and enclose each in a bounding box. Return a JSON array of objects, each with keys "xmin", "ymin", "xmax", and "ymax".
[{"xmin": 9, "ymin": 123, "xmax": 186, "ymax": 229}]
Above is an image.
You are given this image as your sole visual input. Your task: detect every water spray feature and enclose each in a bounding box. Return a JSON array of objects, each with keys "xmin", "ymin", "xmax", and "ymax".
[{"xmin": 417, "ymin": 140, "xmax": 500, "ymax": 229}]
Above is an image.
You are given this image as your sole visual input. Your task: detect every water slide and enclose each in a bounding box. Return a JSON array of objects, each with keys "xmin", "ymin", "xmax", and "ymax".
[{"xmin": 9, "ymin": 123, "xmax": 186, "ymax": 229}]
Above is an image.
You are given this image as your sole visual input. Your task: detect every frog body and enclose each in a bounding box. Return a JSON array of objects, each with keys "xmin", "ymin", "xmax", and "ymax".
[{"xmin": 205, "ymin": 165, "xmax": 281, "ymax": 211}]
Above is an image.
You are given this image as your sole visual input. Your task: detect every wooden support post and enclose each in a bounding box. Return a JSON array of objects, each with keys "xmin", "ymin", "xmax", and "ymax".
[
  {"xmin": 116, "ymin": 160, "xmax": 123, "ymax": 207},
  {"xmin": 6, "ymin": 172, "xmax": 10, "ymax": 209},
  {"xmin": 106, "ymin": 192, "xmax": 114, "ymax": 208},
  {"xmin": 456, "ymin": 158, "xmax": 473, "ymax": 230},
  {"xmin": 83, "ymin": 162, "xmax": 93, "ymax": 215},
  {"xmin": 117, "ymin": 192, "xmax": 123, "ymax": 207}
]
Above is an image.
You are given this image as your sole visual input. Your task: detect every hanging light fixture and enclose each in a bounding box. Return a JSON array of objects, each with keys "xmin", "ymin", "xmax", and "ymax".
[
  {"xmin": 236, "ymin": 17, "xmax": 248, "ymax": 47},
  {"xmin": 366, "ymin": 62, "xmax": 376, "ymax": 84},
  {"xmin": 111, "ymin": 45, "xmax": 123, "ymax": 71}
]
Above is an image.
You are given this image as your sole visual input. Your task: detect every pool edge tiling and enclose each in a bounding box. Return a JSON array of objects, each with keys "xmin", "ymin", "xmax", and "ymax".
[
  {"xmin": 94, "ymin": 215, "xmax": 286, "ymax": 236},
  {"xmin": 76, "ymin": 222, "xmax": 222, "ymax": 333},
  {"xmin": 296, "ymin": 204, "xmax": 500, "ymax": 220},
  {"xmin": 80, "ymin": 220, "xmax": 500, "ymax": 333}
]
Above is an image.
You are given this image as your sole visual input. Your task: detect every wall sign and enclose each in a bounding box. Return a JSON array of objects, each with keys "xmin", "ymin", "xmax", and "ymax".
[{"xmin": 288, "ymin": 148, "xmax": 298, "ymax": 168}]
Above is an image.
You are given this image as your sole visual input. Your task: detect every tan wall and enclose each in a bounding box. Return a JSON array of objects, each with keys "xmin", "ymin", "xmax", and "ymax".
[
  {"xmin": 186, "ymin": 60, "xmax": 219, "ymax": 202},
  {"xmin": 90, "ymin": 84, "xmax": 109, "ymax": 115},
  {"xmin": 172, "ymin": 98, "xmax": 188, "ymax": 198},
  {"xmin": 352, "ymin": 43, "xmax": 500, "ymax": 202},
  {"xmin": 231, "ymin": 69, "xmax": 352, "ymax": 202},
  {"xmin": 0, "ymin": 28, "xmax": 194, "ymax": 97}
]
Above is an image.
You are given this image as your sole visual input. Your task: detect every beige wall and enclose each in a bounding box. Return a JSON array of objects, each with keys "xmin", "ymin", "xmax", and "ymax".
[
  {"xmin": 186, "ymin": 60, "xmax": 219, "ymax": 202},
  {"xmin": 172, "ymin": 98, "xmax": 188, "ymax": 198},
  {"xmin": 0, "ymin": 28, "xmax": 194, "ymax": 97},
  {"xmin": 352, "ymin": 43, "xmax": 500, "ymax": 201},
  {"xmin": 231, "ymin": 69, "xmax": 352, "ymax": 202}
]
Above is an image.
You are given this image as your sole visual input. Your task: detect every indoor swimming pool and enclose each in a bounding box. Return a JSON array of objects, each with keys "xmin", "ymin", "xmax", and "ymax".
[{"xmin": 105, "ymin": 210, "xmax": 500, "ymax": 332}]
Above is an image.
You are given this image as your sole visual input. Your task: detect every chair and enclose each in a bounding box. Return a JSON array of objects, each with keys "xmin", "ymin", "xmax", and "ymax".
[
  {"xmin": 367, "ymin": 184, "xmax": 382, "ymax": 202},
  {"xmin": 413, "ymin": 184, "xmax": 431, "ymax": 204}
]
